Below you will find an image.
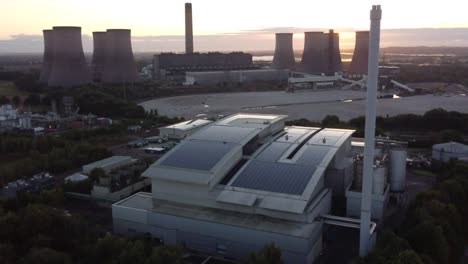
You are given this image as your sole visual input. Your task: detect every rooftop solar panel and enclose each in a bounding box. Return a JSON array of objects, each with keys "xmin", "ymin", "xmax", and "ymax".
[
  {"xmin": 256, "ymin": 142, "xmax": 291, "ymax": 162},
  {"xmin": 160, "ymin": 140, "xmax": 236, "ymax": 171},
  {"xmin": 231, "ymin": 160, "xmax": 316, "ymax": 195},
  {"xmin": 295, "ymin": 145, "xmax": 332, "ymax": 166},
  {"xmin": 191, "ymin": 125, "xmax": 258, "ymax": 143}
]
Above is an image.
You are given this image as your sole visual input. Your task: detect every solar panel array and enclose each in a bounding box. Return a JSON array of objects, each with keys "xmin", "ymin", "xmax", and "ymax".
[
  {"xmin": 231, "ymin": 160, "xmax": 316, "ymax": 195},
  {"xmin": 191, "ymin": 125, "xmax": 257, "ymax": 143},
  {"xmin": 160, "ymin": 140, "xmax": 236, "ymax": 171},
  {"xmin": 295, "ymin": 145, "xmax": 333, "ymax": 167},
  {"xmin": 256, "ymin": 142, "xmax": 291, "ymax": 162}
]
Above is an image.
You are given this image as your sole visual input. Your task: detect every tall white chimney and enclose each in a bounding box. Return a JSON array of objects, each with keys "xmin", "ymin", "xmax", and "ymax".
[{"xmin": 359, "ymin": 5, "xmax": 382, "ymax": 257}]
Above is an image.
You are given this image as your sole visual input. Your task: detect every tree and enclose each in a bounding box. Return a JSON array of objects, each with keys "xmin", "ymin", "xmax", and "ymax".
[
  {"xmin": 321, "ymin": 115, "xmax": 341, "ymax": 127},
  {"xmin": 0, "ymin": 95, "xmax": 10, "ymax": 105},
  {"xmin": 146, "ymin": 245, "xmax": 184, "ymax": 264},
  {"xmin": 394, "ymin": 250, "xmax": 424, "ymax": 264},
  {"xmin": 245, "ymin": 243, "xmax": 283, "ymax": 264},
  {"xmin": 23, "ymin": 94, "xmax": 41, "ymax": 106},
  {"xmin": 89, "ymin": 168, "xmax": 106, "ymax": 183},
  {"xmin": 12, "ymin": 95, "xmax": 21, "ymax": 106},
  {"xmin": 19, "ymin": 248, "xmax": 72, "ymax": 264}
]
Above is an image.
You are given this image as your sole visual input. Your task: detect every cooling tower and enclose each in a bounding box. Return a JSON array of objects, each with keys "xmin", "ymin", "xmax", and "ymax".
[
  {"xmin": 300, "ymin": 32, "xmax": 328, "ymax": 73},
  {"xmin": 92, "ymin": 31, "xmax": 107, "ymax": 82},
  {"xmin": 272, "ymin": 33, "xmax": 295, "ymax": 70},
  {"xmin": 101, "ymin": 29, "xmax": 138, "ymax": 84},
  {"xmin": 39, "ymin": 30, "xmax": 54, "ymax": 84},
  {"xmin": 185, "ymin": 3, "xmax": 194, "ymax": 54},
  {"xmin": 349, "ymin": 31, "xmax": 370, "ymax": 74},
  {"xmin": 325, "ymin": 31, "xmax": 342, "ymax": 74},
  {"xmin": 48, "ymin": 27, "xmax": 90, "ymax": 87}
]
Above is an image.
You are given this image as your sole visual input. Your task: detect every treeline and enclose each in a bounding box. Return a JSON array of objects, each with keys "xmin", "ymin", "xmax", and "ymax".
[
  {"xmin": 286, "ymin": 108, "xmax": 468, "ymax": 146},
  {"xmin": 357, "ymin": 162, "xmax": 468, "ymax": 264},
  {"xmin": 0, "ymin": 134, "xmax": 111, "ymax": 186},
  {"xmin": 0, "ymin": 190, "xmax": 284, "ymax": 264}
]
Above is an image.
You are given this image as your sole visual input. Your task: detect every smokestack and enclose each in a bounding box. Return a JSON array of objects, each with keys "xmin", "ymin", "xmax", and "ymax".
[
  {"xmin": 39, "ymin": 30, "xmax": 54, "ymax": 84},
  {"xmin": 349, "ymin": 31, "xmax": 370, "ymax": 75},
  {"xmin": 185, "ymin": 3, "xmax": 194, "ymax": 54},
  {"xmin": 272, "ymin": 33, "xmax": 295, "ymax": 70},
  {"xmin": 101, "ymin": 29, "xmax": 138, "ymax": 84},
  {"xmin": 48, "ymin": 26, "xmax": 91, "ymax": 87},
  {"xmin": 92, "ymin": 31, "xmax": 107, "ymax": 82},
  {"xmin": 300, "ymin": 32, "xmax": 328, "ymax": 74},
  {"xmin": 325, "ymin": 31, "xmax": 343, "ymax": 75},
  {"xmin": 359, "ymin": 5, "xmax": 382, "ymax": 257}
]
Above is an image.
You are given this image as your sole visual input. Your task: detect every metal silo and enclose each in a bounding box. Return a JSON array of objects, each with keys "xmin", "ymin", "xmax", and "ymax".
[
  {"xmin": 299, "ymin": 32, "xmax": 328, "ymax": 74},
  {"xmin": 272, "ymin": 33, "xmax": 295, "ymax": 70},
  {"xmin": 349, "ymin": 31, "xmax": 370, "ymax": 75},
  {"xmin": 101, "ymin": 29, "xmax": 138, "ymax": 84},
  {"xmin": 389, "ymin": 148, "xmax": 407, "ymax": 192},
  {"xmin": 92, "ymin": 31, "xmax": 107, "ymax": 82},
  {"xmin": 39, "ymin": 29, "xmax": 54, "ymax": 84},
  {"xmin": 48, "ymin": 26, "xmax": 90, "ymax": 87},
  {"xmin": 372, "ymin": 166, "xmax": 386, "ymax": 195}
]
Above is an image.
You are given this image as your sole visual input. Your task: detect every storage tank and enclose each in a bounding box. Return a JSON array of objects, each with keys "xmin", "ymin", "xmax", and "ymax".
[
  {"xmin": 372, "ymin": 166, "xmax": 386, "ymax": 195},
  {"xmin": 352, "ymin": 157, "xmax": 364, "ymax": 190},
  {"xmin": 39, "ymin": 29, "xmax": 54, "ymax": 84},
  {"xmin": 389, "ymin": 148, "xmax": 407, "ymax": 192},
  {"xmin": 48, "ymin": 26, "xmax": 91, "ymax": 87},
  {"xmin": 272, "ymin": 33, "xmax": 295, "ymax": 70}
]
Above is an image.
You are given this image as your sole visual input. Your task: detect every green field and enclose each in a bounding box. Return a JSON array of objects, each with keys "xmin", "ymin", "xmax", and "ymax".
[{"xmin": 0, "ymin": 81, "xmax": 29, "ymax": 96}]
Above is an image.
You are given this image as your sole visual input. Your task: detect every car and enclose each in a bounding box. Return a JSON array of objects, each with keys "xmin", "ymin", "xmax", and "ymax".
[
  {"xmin": 127, "ymin": 139, "xmax": 149, "ymax": 148},
  {"xmin": 146, "ymin": 136, "xmax": 168, "ymax": 144}
]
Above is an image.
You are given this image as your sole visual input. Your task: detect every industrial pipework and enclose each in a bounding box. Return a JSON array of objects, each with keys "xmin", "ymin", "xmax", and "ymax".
[{"xmin": 359, "ymin": 5, "xmax": 382, "ymax": 257}]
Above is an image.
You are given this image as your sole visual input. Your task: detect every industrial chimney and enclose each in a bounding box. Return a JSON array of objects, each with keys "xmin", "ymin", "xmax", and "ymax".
[
  {"xmin": 48, "ymin": 26, "xmax": 90, "ymax": 87},
  {"xmin": 299, "ymin": 32, "xmax": 328, "ymax": 74},
  {"xmin": 349, "ymin": 31, "xmax": 370, "ymax": 75},
  {"xmin": 185, "ymin": 3, "xmax": 194, "ymax": 54},
  {"xmin": 39, "ymin": 29, "xmax": 54, "ymax": 84},
  {"xmin": 325, "ymin": 30, "xmax": 343, "ymax": 75},
  {"xmin": 272, "ymin": 33, "xmax": 295, "ymax": 70},
  {"xmin": 359, "ymin": 5, "xmax": 382, "ymax": 257},
  {"xmin": 101, "ymin": 29, "xmax": 138, "ymax": 84},
  {"xmin": 92, "ymin": 31, "xmax": 107, "ymax": 82}
]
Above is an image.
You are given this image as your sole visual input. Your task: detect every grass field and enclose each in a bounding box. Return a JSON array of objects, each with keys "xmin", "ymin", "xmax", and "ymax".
[{"xmin": 0, "ymin": 81, "xmax": 29, "ymax": 97}]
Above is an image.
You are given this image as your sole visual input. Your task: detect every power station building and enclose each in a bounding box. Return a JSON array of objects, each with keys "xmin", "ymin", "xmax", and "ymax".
[
  {"xmin": 152, "ymin": 52, "xmax": 256, "ymax": 79},
  {"xmin": 298, "ymin": 30, "xmax": 342, "ymax": 75},
  {"xmin": 272, "ymin": 33, "xmax": 296, "ymax": 70},
  {"xmin": 47, "ymin": 26, "xmax": 91, "ymax": 87},
  {"xmin": 349, "ymin": 31, "xmax": 370, "ymax": 76},
  {"xmin": 184, "ymin": 69, "xmax": 289, "ymax": 86},
  {"xmin": 91, "ymin": 31, "xmax": 107, "ymax": 82},
  {"xmin": 39, "ymin": 30, "xmax": 54, "ymax": 84},
  {"xmin": 112, "ymin": 113, "xmax": 408, "ymax": 263}
]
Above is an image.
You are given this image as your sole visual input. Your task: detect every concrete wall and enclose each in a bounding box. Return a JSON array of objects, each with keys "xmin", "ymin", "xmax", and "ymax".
[{"xmin": 345, "ymin": 185, "xmax": 389, "ymax": 220}]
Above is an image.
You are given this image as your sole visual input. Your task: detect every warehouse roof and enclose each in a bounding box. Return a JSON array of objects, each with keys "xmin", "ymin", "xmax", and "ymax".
[
  {"xmin": 433, "ymin": 142, "xmax": 468, "ymax": 154},
  {"xmin": 162, "ymin": 119, "xmax": 212, "ymax": 131}
]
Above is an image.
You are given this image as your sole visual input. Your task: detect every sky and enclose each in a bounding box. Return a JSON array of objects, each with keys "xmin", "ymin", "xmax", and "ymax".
[{"xmin": 1, "ymin": 0, "xmax": 468, "ymax": 53}]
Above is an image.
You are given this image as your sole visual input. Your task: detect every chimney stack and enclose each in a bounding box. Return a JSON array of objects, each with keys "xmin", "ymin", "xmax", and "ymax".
[{"xmin": 185, "ymin": 3, "xmax": 194, "ymax": 54}]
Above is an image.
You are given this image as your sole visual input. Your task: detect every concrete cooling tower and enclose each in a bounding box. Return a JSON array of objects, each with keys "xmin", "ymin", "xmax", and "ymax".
[
  {"xmin": 325, "ymin": 31, "xmax": 343, "ymax": 74},
  {"xmin": 39, "ymin": 29, "xmax": 54, "ymax": 84},
  {"xmin": 272, "ymin": 33, "xmax": 295, "ymax": 70},
  {"xmin": 101, "ymin": 29, "xmax": 138, "ymax": 84},
  {"xmin": 300, "ymin": 32, "xmax": 328, "ymax": 73},
  {"xmin": 349, "ymin": 31, "xmax": 370, "ymax": 74},
  {"xmin": 185, "ymin": 3, "xmax": 194, "ymax": 54},
  {"xmin": 48, "ymin": 26, "xmax": 91, "ymax": 87},
  {"xmin": 92, "ymin": 31, "xmax": 107, "ymax": 82}
]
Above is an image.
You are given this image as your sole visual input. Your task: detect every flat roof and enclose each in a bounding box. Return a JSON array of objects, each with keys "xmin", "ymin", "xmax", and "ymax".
[
  {"xmin": 162, "ymin": 119, "xmax": 212, "ymax": 131},
  {"xmin": 83, "ymin": 156, "xmax": 131, "ymax": 168}
]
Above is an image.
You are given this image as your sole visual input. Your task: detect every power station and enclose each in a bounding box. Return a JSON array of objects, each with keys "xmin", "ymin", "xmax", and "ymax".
[
  {"xmin": 299, "ymin": 32, "xmax": 328, "ymax": 74},
  {"xmin": 101, "ymin": 29, "xmax": 138, "ymax": 84},
  {"xmin": 272, "ymin": 33, "xmax": 296, "ymax": 70},
  {"xmin": 47, "ymin": 26, "xmax": 91, "ymax": 87},
  {"xmin": 38, "ymin": 30, "xmax": 54, "ymax": 84},
  {"xmin": 91, "ymin": 31, "xmax": 107, "ymax": 82},
  {"xmin": 325, "ymin": 30, "xmax": 343, "ymax": 75},
  {"xmin": 349, "ymin": 31, "xmax": 370, "ymax": 75}
]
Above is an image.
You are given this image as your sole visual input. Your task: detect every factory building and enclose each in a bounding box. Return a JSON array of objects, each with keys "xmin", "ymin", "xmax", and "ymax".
[
  {"xmin": 272, "ymin": 33, "xmax": 296, "ymax": 70},
  {"xmin": 112, "ymin": 113, "xmax": 407, "ymax": 263},
  {"xmin": 47, "ymin": 26, "xmax": 91, "ymax": 87},
  {"xmin": 184, "ymin": 69, "xmax": 289, "ymax": 86},
  {"xmin": 159, "ymin": 119, "xmax": 213, "ymax": 139},
  {"xmin": 152, "ymin": 52, "xmax": 256, "ymax": 79},
  {"xmin": 432, "ymin": 142, "xmax": 468, "ymax": 162}
]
